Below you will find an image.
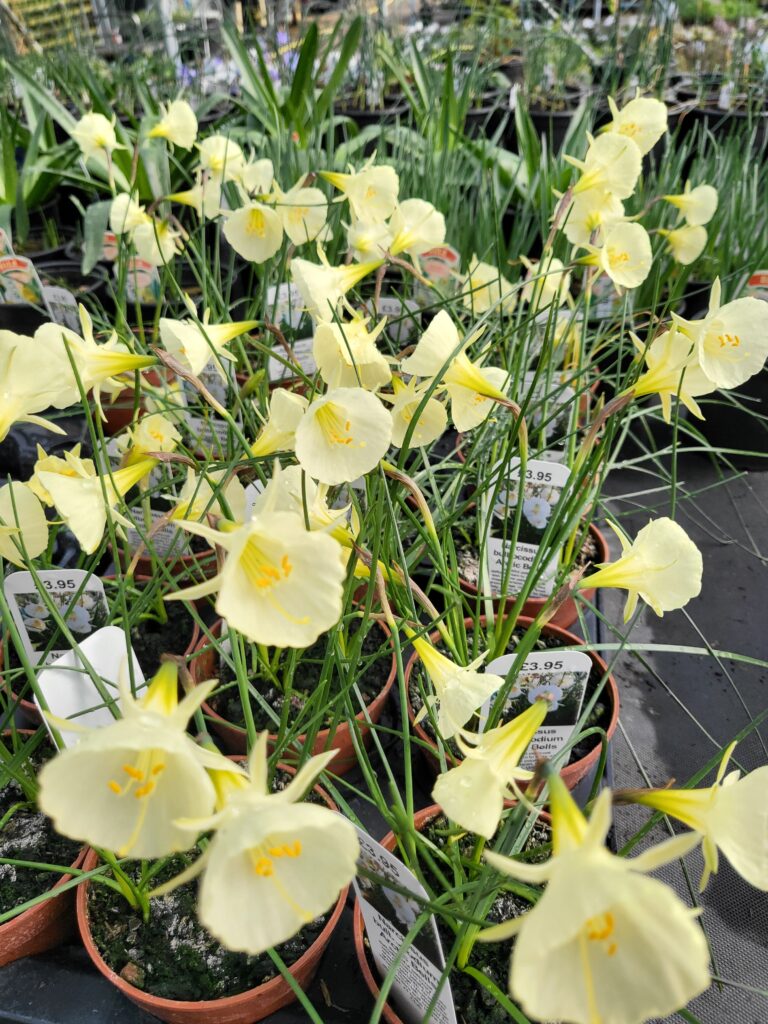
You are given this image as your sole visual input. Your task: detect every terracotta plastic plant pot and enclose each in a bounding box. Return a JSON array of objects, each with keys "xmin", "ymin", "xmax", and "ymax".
[
  {"xmin": 191, "ymin": 619, "xmax": 397, "ymax": 772},
  {"xmin": 352, "ymin": 803, "xmax": 551, "ymax": 1024},
  {"xmin": 458, "ymin": 523, "xmax": 610, "ymax": 630},
  {"xmin": 76, "ymin": 766, "xmax": 347, "ymax": 1023},
  {"xmin": 0, "ymin": 730, "xmax": 86, "ymax": 966},
  {"xmin": 405, "ymin": 615, "xmax": 619, "ymax": 796},
  {"xmin": 1, "ymin": 576, "xmax": 202, "ymax": 723},
  {"xmin": 103, "ymin": 368, "xmax": 169, "ymax": 437}
]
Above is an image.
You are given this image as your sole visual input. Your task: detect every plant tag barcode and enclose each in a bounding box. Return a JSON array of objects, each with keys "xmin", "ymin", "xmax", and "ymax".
[
  {"xmin": 268, "ymin": 336, "xmax": 315, "ymax": 381},
  {"xmin": 482, "ymin": 649, "xmax": 592, "ymax": 766},
  {"xmin": 4, "ymin": 570, "xmax": 109, "ymax": 667},
  {"xmin": 266, "ymin": 282, "xmax": 305, "ymax": 329},
  {"xmin": 36, "ymin": 626, "xmax": 145, "ymax": 749},
  {"xmin": 352, "ymin": 827, "xmax": 457, "ymax": 1024},
  {"xmin": 484, "ymin": 458, "xmax": 571, "ymax": 599}
]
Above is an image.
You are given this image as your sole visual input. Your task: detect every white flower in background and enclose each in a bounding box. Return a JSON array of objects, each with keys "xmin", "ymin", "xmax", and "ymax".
[
  {"xmin": 237, "ymin": 158, "xmax": 275, "ymax": 196},
  {"xmin": 672, "ymin": 277, "xmax": 768, "ymax": 389},
  {"xmin": 294, "ymin": 387, "xmax": 393, "ymax": 485},
  {"xmin": 110, "ymin": 193, "xmax": 151, "ymax": 236},
  {"xmin": 567, "ymin": 132, "xmax": 643, "ymax": 200},
  {"xmin": 170, "ymin": 468, "xmax": 247, "ymax": 523},
  {"xmin": 562, "ymin": 190, "xmax": 625, "ymax": 247},
  {"xmin": 148, "ymin": 99, "xmax": 198, "ymax": 149},
  {"xmin": 127, "ymin": 412, "xmax": 181, "ymax": 458},
  {"xmin": 461, "ymin": 255, "xmax": 517, "ymax": 313},
  {"xmin": 659, "ymin": 224, "xmax": 708, "ymax": 266},
  {"xmin": 580, "ymin": 221, "xmax": 653, "ymax": 290},
  {"xmin": 346, "ymin": 219, "xmax": 395, "ymax": 262},
  {"xmin": 198, "ymin": 135, "xmax": 245, "ymax": 183},
  {"xmin": 322, "ymin": 164, "xmax": 400, "ymax": 222},
  {"xmin": 222, "ymin": 202, "xmax": 284, "ymax": 263},
  {"xmin": 663, "ymin": 183, "xmax": 718, "ymax": 226},
  {"xmin": 22, "ymin": 602, "xmax": 49, "ymax": 619},
  {"xmin": 522, "ymin": 496, "xmax": 552, "ymax": 530},
  {"xmin": 383, "ymin": 376, "xmax": 447, "ymax": 448},
  {"xmin": 71, "ymin": 112, "xmax": 122, "ymax": 161},
  {"xmin": 276, "ymin": 182, "xmax": 328, "ymax": 246},
  {"xmin": 605, "ymin": 94, "xmax": 668, "ymax": 155},
  {"xmin": 526, "ymin": 683, "xmax": 563, "ymax": 709},
  {"xmin": 250, "ymin": 388, "xmax": 308, "ymax": 457},
  {"xmin": 291, "ymin": 253, "xmax": 383, "ymax": 321},
  {"xmin": 37, "ymin": 663, "xmax": 225, "ymax": 859},
  {"xmin": 480, "ymin": 780, "xmax": 710, "ymax": 1024},
  {"xmin": 64, "ymin": 604, "xmax": 93, "ymax": 633},
  {"xmin": 389, "ymin": 198, "xmax": 446, "ymax": 258},
  {"xmin": 313, "ymin": 315, "xmax": 391, "ymax": 390},
  {"xmin": 132, "ymin": 218, "xmax": 183, "ymax": 266}
]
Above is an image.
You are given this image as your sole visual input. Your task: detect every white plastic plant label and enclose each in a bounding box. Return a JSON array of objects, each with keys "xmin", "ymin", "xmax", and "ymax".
[
  {"xmin": 482, "ymin": 649, "xmax": 592, "ymax": 767},
  {"xmin": 376, "ymin": 295, "xmax": 420, "ymax": 344},
  {"xmin": 268, "ymin": 336, "xmax": 315, "ymax": 381},
  {"xmin": 353, "ymin": 827, "xmax": 457, "ymax": 1024},
  {"xmin": 4, "ymin": 570, "xmax": 109, "ymax": 667},
  {"xmin": 35, "ymin": 626, "xmax": 145, "ymax": 748},
  {"xmin": 521, "ymin": 370, "xmax": 576, "ymax": 447},
  {"xmin": 485, "ymin": 458, "xmax": 571, "ymax": 599},
  {"xmin": 0, "ymin": 228, "xmax": 14, "ymax": 256},
  {"xmin": 42, "ymin": 285, "xmax": 80, "ymax": 332},
  {"xmin": 125, "ymin": 507, "xmax": 189, "ymax": 558},
  {"xmin": 266, "ymin": 282, "xmax": 305, "ymax": 329},
  {"xmin": 243, "ymin": 480, "xmax": 264, "ymax": 519},
  {"xmin": 182, "ymin": 359, "xmax": 239, "ymax": 455}
]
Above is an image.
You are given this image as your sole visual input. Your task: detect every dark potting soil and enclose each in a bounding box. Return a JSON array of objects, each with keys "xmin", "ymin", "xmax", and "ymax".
[
  {"xmin": 365, "ymin": 813, "xmax": 551, "ymax": 1023},
  {"xmin": 410, "ymin": 628, "xmax": 610, "ymax": 766},
  {"xmin": 86, "ymin": 769, "xmax": 328, "ymax": 1002},
  {"xmin": 457, "ymin": 525, "xmax": 599, "ymax": 593},
  {"xmin": 210, "ymin": 623, "xmax": 391, "ymax": 731},
  {"xmin": 0, "ymin": 745, "xmax": 82, "ymax": 916},
  {"xmin": 127, "ymin": 600, "xmax": 198, "ymax": 678}
]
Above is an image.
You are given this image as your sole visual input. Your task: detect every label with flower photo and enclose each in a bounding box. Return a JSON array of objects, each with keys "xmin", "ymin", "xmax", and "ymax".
[
  {"xmin": 36, "ymin": 626, "xmax": 145, "ymax": 748},
  {"xmin": 481, "ymin": 650, "xmax": 592, "ymax": 767},
  {"xmin": 4, "ymin": 570, "xmax": 109, "ymax": 667},
  {"xmin": 0, "ymin": 255, "xmax": 48, "ymax": 309},
  {"xmin": 0, "ymin": 228, "xmax": 13, "ymax": 256},
  {"xmin": 484, "ymin": 458, "xmax": 571, "ymax": 599},
  {"xmin": 353, "ymin": 827, "xmax": 457, "ymax": 1024},
  {"xmin": 747, "ymin": 271, "xmax": 768, "ymax": 302},
  {"xmin": 267, "ymin": 336, "xmax": 315, "ymax": 381},
  {"xmin": 120, "ymin": 258, "xmax": 161, "ymax": 305}
]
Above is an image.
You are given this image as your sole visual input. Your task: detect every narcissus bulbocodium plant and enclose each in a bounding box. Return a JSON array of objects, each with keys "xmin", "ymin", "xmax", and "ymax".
[{"xmin": 1, "ymin": 76, "xmax": 767, "ymax": 1024}]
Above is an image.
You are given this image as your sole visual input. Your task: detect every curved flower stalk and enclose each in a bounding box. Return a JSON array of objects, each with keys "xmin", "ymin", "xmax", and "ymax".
[
  {"xmin": 313, "ymin": 315, "xmax": 392, "ymax": 390},
  {"xmin": 663, "ymin": 183, "xmax": 718, "ymax": 226},
  {"xmin": 461, "ymin": 256, "xmax": 517, "ymax": 314},
  {"xmin": 382, "ymin": 376, "xmax": 447, "ymax": 448},
  {"xmin": 400, "ymin": 310, "xmax": 509, "ymax": 432},
  {"xmin": 37, "ymin": 663, "xmax": 227, "ymax": 859},
  {"xmin": 147, "ymin": 99, "xmax": 198, "ymax": 149},
  {"xmin": 32, "ymin": 449, "xmax": 158, "ymax": 554},
  {"xmin": 671, "ymin": 278, "xmax": 768, "ymax": 390},
  {"xmin": 158, "ymin": 313, "xmax": 259, "ymax": 378},
  {"xmin": 291, "ymin": 251, "xmax": 384, "ymax": 321},
  {"xmin": 321, "ymin": 163, "xmax": 400, "ymax": 222},
  {"xmin": 479, "ymin": 777, "xmax": 710, "ymax": 1024},
  {"xmin": 578, "ymin": 221, "xmax": 652, "ymax": 290},
  {"xmin": 628, "ymin": 327, "xmax": 714, "ymax": 421},
  {"xmin": 619, "ymin": 742, "xmax": 768, "ymax": 892},
  {"xmin": 659, "ymin": 224, "xmax": 708, "ymax": 266},
  {"xmin": 389, "ymin": 198, "xmax": 446, "ymax": 259},
  {"xmin": 250, "ymin": 388, "xmax": 308, "ymax": 457},
  {"xmin": 431, "ymin": 699, "xmax": 549, "ymax": 839},
  {"xmin": 566, "ymin": 133, "xmax": 643, "ymax": 200},
  {"xmin": 408, "ymin": 631, "xmax": 503, "ymax": 740},
  {"xmin": 153, "ymin": 735, "xmax": 359, "ymax": 955},
  {"xmin": 604, "ymin": 94, "xmax": 668, "ymax": 155},
  {"xmin": 170, "ymin": 468, "xmax": 247, "ymax": 523},
  {"xmin": 578, "ymin": 517, "xmax": 702, "ymax": 621},
  {"xmin": 167, "ymin": 465, "xmax": 347, "ymax": 647},
  {"xmin": 0, "ymin": 481, "xmax": 49, "ymax": 567},
  {"xmin": 294, "ymin": 387, "xmax": 393, "ymax": 485}
]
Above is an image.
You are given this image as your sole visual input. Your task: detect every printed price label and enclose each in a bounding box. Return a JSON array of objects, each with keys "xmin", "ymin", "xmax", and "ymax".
[
  {"xmin": 484, "ymin": 458, "xmax": 571, "ymax": 599},
  {"xmin": 266, "ymin": 282, "xmax": 305, "ymax": 330},
  {"xmin": 43, "ymin": 285, "xmax": 80, "ymax": 332},
  {"xmin": 268, "ymin": 337, "xmax": 315, "ymax": 381},
  {"xmin": 4, "ymin": 570, "xmax": 109, "ymax": 667},
  {"xmin": 353, "ymin": 828, "xmax": 457, "ymax": 1024},
  {"xmin": 482, "ymin": 649, "xmax": 592, "ymax": 766},
  {"xmin": 36, "ymin": 626, "xmax": 145, "ymax": 748},
  {"xmin": 376, "ymin": 295, "xmax": 420, "ymax": 344}
]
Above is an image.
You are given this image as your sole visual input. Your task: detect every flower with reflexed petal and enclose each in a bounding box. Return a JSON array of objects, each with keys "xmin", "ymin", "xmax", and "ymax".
[
  {"xmin": 198, "ymin": 135, "xmax": 245, "ymax": 183},
  {"xmin": 479, "ymin": 777, "xmax": 710, "ymax": 1024},
  {"xmin": 389, "ymin": 198, "xmax": 446, "ymax": 258},
  {"xmin": 347, "ymin": 219, "xmax": 394, "ymax": 262},
  {"xmin": 663, "ymin": 183, "xmax": 718, "ymax": 226},
  {"xmin": 628, "ymin": 327, "xmax": 714, "ymax": 422},
  {"xmin": 659, "ymin": 224, "xmax": 707, "ymax": 266},
  {"xmin": 0, "ymin": 482, "xmax": 49, "ymax": 567},
  {"xmin": 562, "ymin": 190, "xmax": 625, "ymax": 247},
  {"xmin": 671, "ymin": 278, "xmax": 768, "ymax": 390},
  {"xmin": 382, "ymin": 376, "xmax": 447, "ymax": 448},
  {"xmin": 37, "ymin": 663, "xmax": 226, "ymax": 859},
  {"xmin": 223, "ymin": 202, "xmax": 284, "ymax": 263},
  {"xmin": 578, "ymin": 517, "xmax": 702, "ymax": 621},
  {"xmin": 110, "ymin": 193, "xmax": 151, "ymax": 236},
  {"xmin": 148, "ymin": 99, "xmax": 198, "ymax": 149},
  {"xmin": 159, "ymin": 314, "xmax": 259, "ymax": 377},
  {"xmin": 621, "ymin": 743, "xmax": 768, "ymax": 892},
  {"xmin": 291, "ymin": 253, "xmax": 384, "ymax": 321},
  {"xmin": 171, "ymin": 467, "xmax": 247, "ymax": 523},
  {"xmin": 0, "ymin": 333, "xmax": 71, "ymax": 442},
  {"xmin": 294, "ymin": 387, "xmax": 393, "ymax": 485},
  {"xmin": 432, "ymin": 699, "xmax": 548, "ymax": 838},
  {"xmin": 566, "ymin": 133, "xmax": 642, "ymax": 200},
  {"xmin": 132, "ymin": 218, "xmax": 183, "ymax": 266}
]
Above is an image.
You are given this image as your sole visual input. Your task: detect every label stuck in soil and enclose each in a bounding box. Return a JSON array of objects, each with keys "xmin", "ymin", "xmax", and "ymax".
[
  {"xmin": 4, "ymin": 570, "xmax": 109, "ymax": 667},
  {"xmin": 353, "ymin": 828, "xmax": 457, "ymax": 1024},
  {"xmin": 482, "ymin": 649, "xmax": 592, "ymax": 766}
]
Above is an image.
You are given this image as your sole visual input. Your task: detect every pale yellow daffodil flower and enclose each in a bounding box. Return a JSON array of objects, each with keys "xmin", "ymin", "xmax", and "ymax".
[
  {"xmin": 0, "ymin": 481, "xmax": 49, "ymax": 567},
  {"xmin": 322, "ymin": 164, "xmax": 400, "ymax": 223},
  {"xmin": 313, "ymin": 315, "xmax": 392, "ymax": 391},
  {"xmin": 147, "ymin": 99, "xmax": 198, "ymax": 149}
]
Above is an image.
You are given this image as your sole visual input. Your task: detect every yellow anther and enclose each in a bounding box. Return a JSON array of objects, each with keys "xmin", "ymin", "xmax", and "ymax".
[
  {"xmin": 253, "ymin": 857, "xmax": 274, "ymax": 877},
  {"xmin": 123, "ymin": 765, "xmax": 144, "ymax": 781},
  {"xmin": 108, "ymin": 780, "xmax": 122, "ymax": 795},
  {"xmin": 151, "ymin": 763, "xmax": 166, "ymax": 776},
  {"xmin": 134, "ymin": 781, "xmax": 156, "ymax": 799}
]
